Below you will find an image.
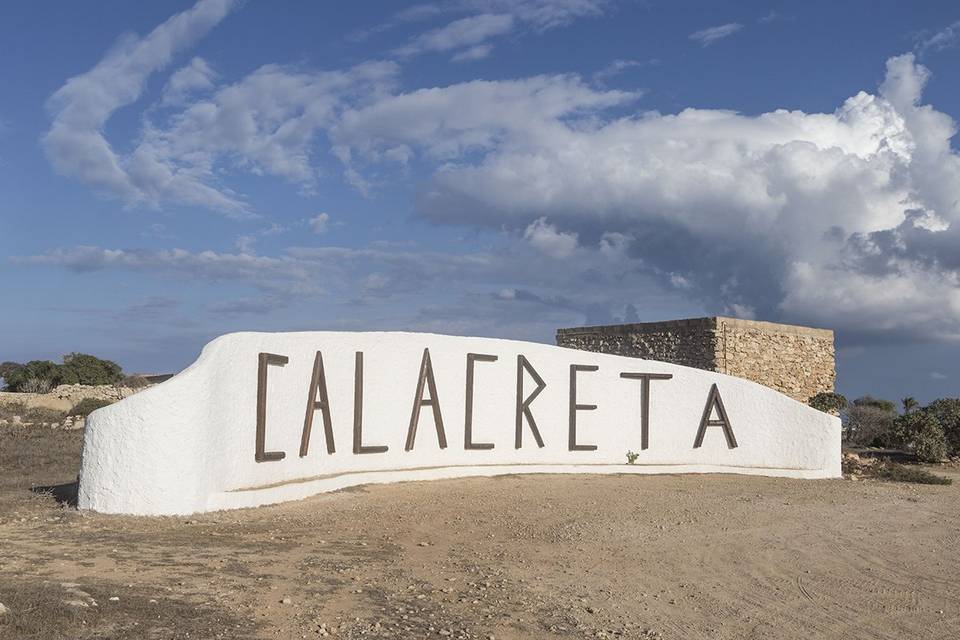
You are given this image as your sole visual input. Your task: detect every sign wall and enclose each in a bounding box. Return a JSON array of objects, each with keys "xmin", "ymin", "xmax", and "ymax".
[{"xmin": 78, "ymin": 332, "xmax": 841, "ymax": 515}]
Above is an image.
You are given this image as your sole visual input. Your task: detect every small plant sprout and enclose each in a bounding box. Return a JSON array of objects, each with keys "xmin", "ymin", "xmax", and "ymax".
[{"xmin": 626, "ymin": 450, "xmax": 639, "ymax": 465}]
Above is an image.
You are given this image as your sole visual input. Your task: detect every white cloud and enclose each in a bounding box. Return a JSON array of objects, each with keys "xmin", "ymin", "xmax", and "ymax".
[
  {"xmin": 931, "ymin": 372, "xmax": 948, "ymax": 380},
  {"xmin": 394, "ymin": 13, "xmax": 515, "ymax": 58},
  {"xmin": 161, "ymin": 57, "xmax": 217, "ymax": 106},
  {"xmin": 309, "ymin": 213, "xmax": 331, "ymax": 234},
  {"xmin": 18, "ymin": 235, "xmax": 694, "ymax": 333},
  {"xmin": 452, "ymin": 44, "xmax": 494, "ymax": 62},
  {"xmin": 915, "ymin": 20, "xmax": 960, "ymax": 56},
  {"xmin": 523, "ymin": 217, "xmax": 578, "ymax": 258},
  {"xmin": 328, "ymin": 53, "xmax": 960, "ymax": 342},
  {"xmin": 689, "ymin": 23, "xmax": 743, "ymax": 47},
  {"xmin": 385, "ymin": 1, "xmax": 610, "ymax": 61},
  {"xmin": 331, "ymin": 75, "xmax": 635, "ymax": 164},
  {"xmin": 36, "ymin": 3, "xmax": 960, "ymax": 345},
  {"xmin": 43, "ymin": 0, "xmax": 241, "ymax": 212},
  {"xmin": 593, "ymin": 58, "xmax": 659, "ymax": 84}
]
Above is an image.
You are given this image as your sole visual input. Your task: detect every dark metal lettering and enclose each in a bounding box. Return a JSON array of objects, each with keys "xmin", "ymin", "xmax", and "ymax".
[
  {"xmin": 465, "ymin": 353, "xmax": 497, "ymax": 450},
  {"xmin": 515, "ymin": 355, "xmax": 546, "ymax": 449},
  {"xmin": 353, "ymin": 351, "xmax": 388, "ymax": 454},
  {"xmin": 568, "ymin": 364, "xmax": 599, "ymax": 451},
  {"xmin": 256, "ymin": 352, "xmax": 288, "ymax": 463},
  {"xmin": 405, "ymin": 348, "xmax": 447, "ymax": 451},
  {"xmin": 300, "ymin": 351, "xmax": 335, "ymax": 457},
  {"xmin": 694, "ymin": 383, "xmax": 738, "ymax": 449},
  {"xmin": 619, "ymin": 372, "xmax": 674, "ymax": 450}
]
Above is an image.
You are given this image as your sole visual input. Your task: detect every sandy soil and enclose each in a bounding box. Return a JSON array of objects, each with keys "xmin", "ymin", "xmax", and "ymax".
[{"xmin": 1, "ymin": 424, "xmax": 959, "ymax": 639}]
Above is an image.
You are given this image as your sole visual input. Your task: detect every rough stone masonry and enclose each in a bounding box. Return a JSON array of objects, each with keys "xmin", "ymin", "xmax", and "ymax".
[{"xmin": 556, "ymin": 316, "xmax": 835, "ymax": 403}]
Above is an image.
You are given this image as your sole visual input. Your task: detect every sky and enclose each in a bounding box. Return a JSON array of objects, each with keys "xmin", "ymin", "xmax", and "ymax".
[{"xmin": 2, "ymin": 0, "xmax": 960, "ymax": 403}]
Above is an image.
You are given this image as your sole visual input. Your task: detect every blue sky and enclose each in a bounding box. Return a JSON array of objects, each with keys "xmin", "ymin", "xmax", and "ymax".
[{"xmin": 3, "ymin": 0, "xmax": 960, "ymax": 403}]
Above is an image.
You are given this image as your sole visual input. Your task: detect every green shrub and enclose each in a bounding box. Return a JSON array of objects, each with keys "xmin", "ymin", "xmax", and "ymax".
[
  {"xmin": 893, "ymin": 409, "xmax": 948, "ymax": 462},
  {"xmin": 926, "ymin": 398, "xmax": 960, "ymax": 457},
  {"xmin": 626, "ymin": 450, "xmax": 639, "ymax": 464},
  {"xmin": 871, "ymin": 461, "xmax": 952, "ymax": 485},
  {"xmin": 3, "ymin": 353, "xmax": 125, "ymax": 391},
  {"xmin": 901, "ymin": 411, "xmax": 948, "ymax": 462},
  {"xmin": 59, "ymin": 353, "xmax": 123, "ymax": 386},
  {"xmin": 0, "ymin": 361, "xmax": 23, "ymax": 383},
  {"xmin": 70, "ymin": 398, "xmax": 114, "ymax": 417},
  {"xmin": 3, "ymin": 360, "xmax": 62, "ymax": 392},
  {"xmin": 809, "ymin": 392, "xmax": 847, "ymax": 414}
]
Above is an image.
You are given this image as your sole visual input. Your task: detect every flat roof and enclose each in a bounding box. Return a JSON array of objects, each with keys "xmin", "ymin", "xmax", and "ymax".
[{"xmin": 556, "ymin": 316, "xmax": 834, "ymax": 338}]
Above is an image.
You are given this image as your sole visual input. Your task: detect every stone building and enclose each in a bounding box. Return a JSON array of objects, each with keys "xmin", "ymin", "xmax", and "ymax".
[{"xmin": 556, "ymin": 316, "xmax": 835, "ymax": 403}]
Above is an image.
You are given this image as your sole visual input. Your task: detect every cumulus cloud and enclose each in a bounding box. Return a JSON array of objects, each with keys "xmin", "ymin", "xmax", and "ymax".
[
  {"xmin": 689, "ymin": 23, "xmax": 743, "ymax": 47},
  {"xmin": 523, "ymin": 217, "xmax": 578, "ymax": 258},
  {"xmin": 36, "ymin": 1, "xmax": 960, "ymax": 345},
  {"xmin": 327, "ymin": 53, "xmax": 960, "ymax": 343}
]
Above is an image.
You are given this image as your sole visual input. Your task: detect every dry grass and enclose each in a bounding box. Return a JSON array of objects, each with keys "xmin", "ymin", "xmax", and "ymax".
[{"xmin": 0, "ymin": 402, "xmax": 66, "ymax": 424}]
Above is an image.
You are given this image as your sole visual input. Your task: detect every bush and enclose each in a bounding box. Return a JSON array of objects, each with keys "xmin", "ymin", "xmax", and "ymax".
[
  {"xmin": 70, "ymin": 398, "xmax": 114, "ymax": 417},
  {"xmin": 0, "ymin": 361, "xmax": 23, "ymax": 383},
  {"xmin": 896, "ymin": 411, "xmax": 948, "ymax": 462},
  {"xmin": 926, "ymin": 398, "xmax": 960, "ymax": 457},
  {"xmin": 809, "ymin": 392, "xmax": 847, "ymax": 414},
  {"xmin": 3, "ymin": 360, "xmax": 62, "ymax": 392},
  {"xmin": 19, "ymin": 378, "xmax": 52, "ymax": 394},
  {"xmin": 120, "ymin": 374, "xmax": 151, "ymax": 389},
  {"xmin": 59, "ymin": 353, "xmax": 123, "ymax": 386},
  {"xmin": 872, "ymin": 461, "xmax": 952, "ymax": 485},
  {"xmin": 2, "ymin": 353, "xmax": 125, "ymax": 391},
  {"xmin": 845, "ymin": 397, "xmax": 898, "ymax": 446}
]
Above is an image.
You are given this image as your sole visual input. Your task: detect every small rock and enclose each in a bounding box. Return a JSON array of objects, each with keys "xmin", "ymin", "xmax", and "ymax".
[
  {"xmin": 281, "ymin": 597, "xmax": 292, "ymax": 605},
  {"xmin": 63, "ymin": 600, "xmax": 89, "ymax": 608},
  {"xmin": 418, "ymin": 542, "xmax": 430, "ymax": 547},
  {"xmin": 109, "ymin": 596, "xmax": 120, "ymax": 602},
  {"xmin": 0, "ymin": 602, "xmax": 9, "ymax": 616}
]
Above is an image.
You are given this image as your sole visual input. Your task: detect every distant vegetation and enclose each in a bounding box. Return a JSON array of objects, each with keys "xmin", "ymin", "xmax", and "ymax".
[
  {"xmin": 70, "ymin": 398, "xmax": 114, "ymax": 417},
  {"xmin": 1, "ymin": 353, "xmax": 124, "ymax": 392},
  {"xmin": 810, "ymin": 392, "xmax": 959, "ymax": 463}
]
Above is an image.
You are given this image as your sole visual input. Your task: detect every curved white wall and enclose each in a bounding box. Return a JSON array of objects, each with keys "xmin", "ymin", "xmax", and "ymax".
[{"xmin": 78, "ymin": 331, "xmax": 841, "ymax": 515}]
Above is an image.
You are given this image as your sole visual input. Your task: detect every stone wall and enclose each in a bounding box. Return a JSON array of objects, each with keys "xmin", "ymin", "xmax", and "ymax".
[
  {"xmin": 0, "ymin": 384, "xmax": 142, "ymax": 413},
  {"xmin": 556, "ymin": 316, "xmax": 835, "ymax": 403}
]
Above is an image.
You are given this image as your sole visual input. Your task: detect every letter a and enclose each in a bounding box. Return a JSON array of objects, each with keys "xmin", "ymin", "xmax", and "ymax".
[
  {"xmin": 693, "ymin": 383, "xmax": 738, "ymax": 449},
  {"xmin": 300, "ymin": 351, "xmax": 335, "ymax": 457},
  {"xmin": 405, "ymin": 348, "xmax": 448, "ymax": 451}
]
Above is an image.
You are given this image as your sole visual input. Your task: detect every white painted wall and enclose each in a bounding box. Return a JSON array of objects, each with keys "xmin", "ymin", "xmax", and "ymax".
[{"xmin": 78, "ymin": 331, "xmax": 841, "ymax": 515}]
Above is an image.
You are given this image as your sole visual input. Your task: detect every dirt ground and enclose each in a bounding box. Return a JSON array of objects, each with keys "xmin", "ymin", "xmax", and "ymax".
[{"xmin": 2, "ymin": 425, "xmax": 959, "ymax": 640}]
